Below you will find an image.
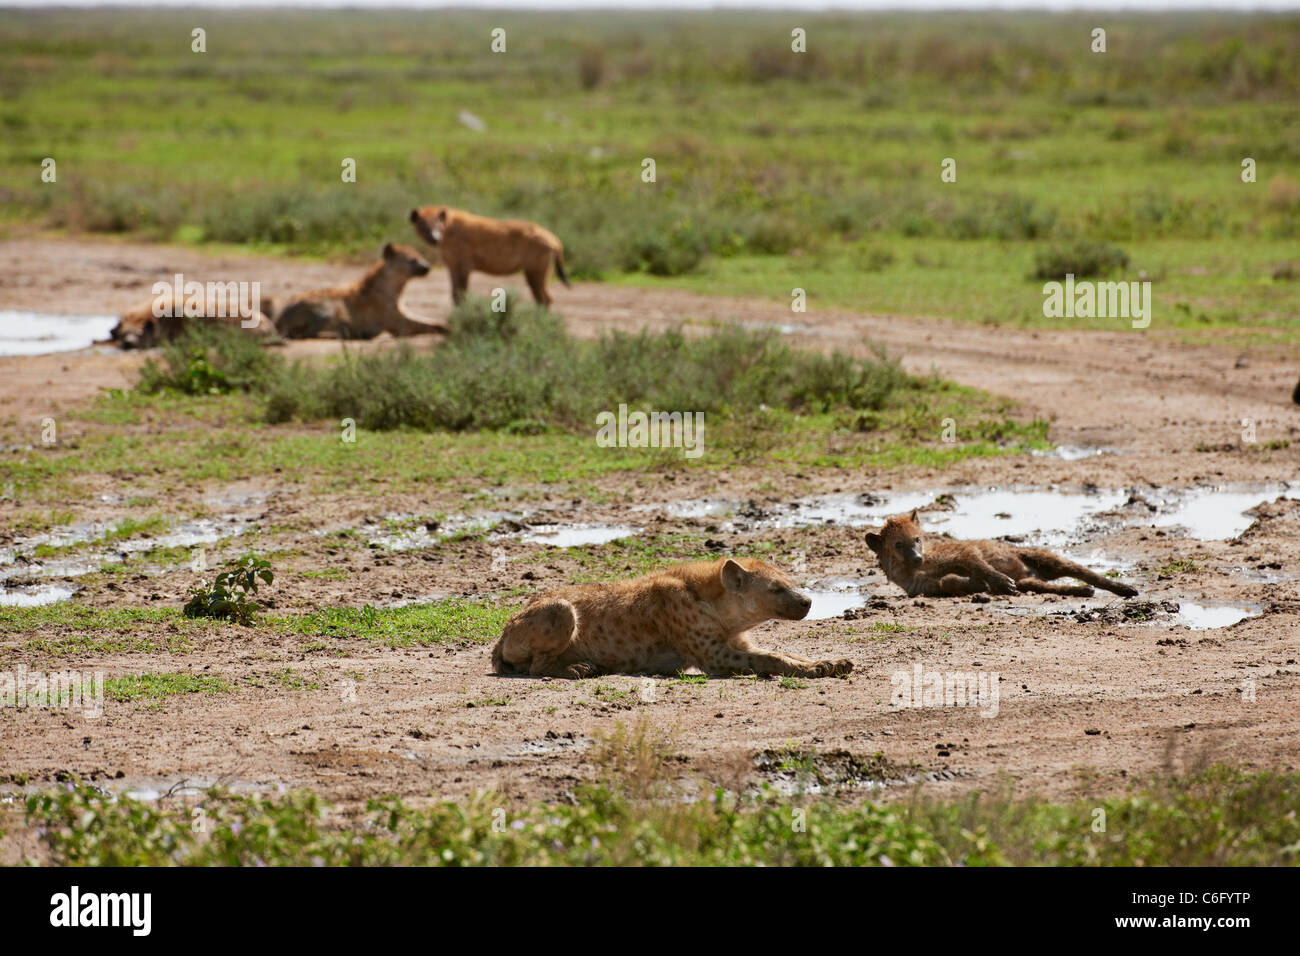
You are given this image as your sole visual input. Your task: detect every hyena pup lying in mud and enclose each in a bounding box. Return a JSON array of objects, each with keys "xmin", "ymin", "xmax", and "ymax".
[
  {"xmin": 492, "ymin": 557, "xmax": 852, "ymax": 679},
  {"xmin": 865, "ymin": 509, "xmax": 1139, "ymax": 599}
]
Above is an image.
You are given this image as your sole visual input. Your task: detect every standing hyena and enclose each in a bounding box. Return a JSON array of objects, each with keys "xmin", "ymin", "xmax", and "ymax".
[
  {"xmin": 409, "ymin": 205, "xmax": 570, "ymax": 307},
  {"xmin": 491, "ymin": 557, "xmax": 853, "ymax": 679}
]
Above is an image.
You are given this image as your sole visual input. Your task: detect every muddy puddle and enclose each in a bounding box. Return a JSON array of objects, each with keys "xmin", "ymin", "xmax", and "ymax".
[
  {"xmin": 803, "ymin": 579, "xmax": 875, "ymax": 620},
  {"xmin": 518, "ymin": 523, "xmax": 642, "ymax": 547},
  {"xmin": 0, "ymin": 583, "xmax": 77, "ymax": 607},
  {"xmin": 1002, "ymin": 598, "xmax": 1264, "ymax": 630},
  {"xmin": 754, "ymin": 748, "xmax": 963, "ymax": 796},
  {"xmin": 0, "ymin": 511, "xmax": 263, "ymax": 601},
  {"xmin": 1031, "ymin": 445, "xmax": 1115, "ymax": 461},
  {"xmin": 0, "ymin": 310, "xmax": 118, "ymax": 356},
  {"xmin": 646, "ymin": 482, "xmax": 1299, "ymax": 546}
]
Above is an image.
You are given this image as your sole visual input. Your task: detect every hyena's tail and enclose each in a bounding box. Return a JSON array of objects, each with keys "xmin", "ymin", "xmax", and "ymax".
[{"xmin": 554, "ymin": 247, "xmax": 571, "ymax": 288}]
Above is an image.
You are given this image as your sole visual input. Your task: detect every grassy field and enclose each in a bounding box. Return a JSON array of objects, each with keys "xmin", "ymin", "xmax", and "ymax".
[{"xmin": 1, "ymin": 8, "xmax": 1297, "ymax": 337}]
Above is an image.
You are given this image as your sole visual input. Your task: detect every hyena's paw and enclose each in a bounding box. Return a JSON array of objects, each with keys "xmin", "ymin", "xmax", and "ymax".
[
  {"xmin": 1114, "ymin": 583, "xmax": 1139, "ymax": 598},
  {"xmin": 813, "ymin": 658, "xmax": 853, "ymax": 678},
  {"xmin": 987, "ymin": 573, "xmax": 1019, "ymax": 595},
  {"xmin": 565, "ymin": 661, "xmax": 597, "ymax": 679}
]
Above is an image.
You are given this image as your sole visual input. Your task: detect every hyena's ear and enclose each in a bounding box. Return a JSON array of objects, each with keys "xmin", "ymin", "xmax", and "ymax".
[
  {"xmin": 409, "ymin": 208, "xmax": 421, "ymax": 223},
  {"xmin": 720, "ymin": 558, "xmax": 748, "ymax": 592},
  {"xmin": 383, "ymin": 242, "xmax": 395, "ymax": 257},
  {"xmin": 865, "ymin": 532, "xmax": 883, "ymax": 555},
  {"xmin": 909, "ymin": 508, "xmax": 919, "ymax": 522}
]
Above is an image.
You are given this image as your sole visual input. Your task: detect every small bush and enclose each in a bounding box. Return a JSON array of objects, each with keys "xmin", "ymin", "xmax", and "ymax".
[
  {"xmin": 183, "ymin": 555, "xmax": 274, "ymax": 626},
  {"xmin": 262, "ymin": 296, "xmax": 910, "ymax": 434},
  {"xmin": 137, "ymin": 323, "xmax": 282, "ymax": 395},
  {"xmin": 1031, "ymin": 240, "xmax": 1130, "ymax": 280}
]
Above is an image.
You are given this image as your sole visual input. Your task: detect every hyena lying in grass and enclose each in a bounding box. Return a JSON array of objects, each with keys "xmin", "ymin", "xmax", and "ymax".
[
  {"xmin": 492, "ymin": 557, "xmax": 852, "ymax": 679},
  {"xmin": 865, "ymin": 510, "xmax": 1139, "ymax": 599},
  {"xmin": 274, "ymin": 243, "xmax": 446, "ymax": 339}
]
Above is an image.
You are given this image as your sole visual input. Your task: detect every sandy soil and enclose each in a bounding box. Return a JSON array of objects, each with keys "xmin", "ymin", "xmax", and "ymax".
[{"xmin": 0, "ymin": 235, "xmax": 1297, "ymax": 816}]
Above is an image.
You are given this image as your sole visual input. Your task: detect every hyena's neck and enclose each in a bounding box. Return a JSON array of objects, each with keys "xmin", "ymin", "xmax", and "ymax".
[{"xmin": 354, "ymin": 264, "xmax": 409, "ymax": 305}]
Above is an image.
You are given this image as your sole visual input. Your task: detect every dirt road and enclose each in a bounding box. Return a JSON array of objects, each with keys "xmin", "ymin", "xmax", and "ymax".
[{"xmin": 1, "ymin": 235, "xmax": 1297, "ymax": 815}]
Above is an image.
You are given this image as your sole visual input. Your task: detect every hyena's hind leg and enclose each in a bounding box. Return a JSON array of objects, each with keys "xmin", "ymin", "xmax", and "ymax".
[
  {"xmin": 492, "ymin": 600, "xmax": 587, "ymax": 677},
  {"xmin": 1013, "ymin": 577, "xmax": 1095, "ymax": 598},
  {"xmin": 523, "ymin": 267, "xmax": 552, "ymax": 307},
  {"xmin": 1018, "ymin": 549, "xmax": 1139, "ymax": 598}
]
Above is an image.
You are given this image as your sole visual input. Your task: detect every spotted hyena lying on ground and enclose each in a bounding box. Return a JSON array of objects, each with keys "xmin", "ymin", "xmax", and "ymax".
[
  {"xmin": 111, "ymin": 291, "xmax": 276, "ymax": 349},
  {"xmin": 491, "ymin": 557, "xmax": 852, "ymax": 679},
  {"xmin": 865, "ymin": 509, "xmax": 1139, "ymax": 599},
  {"xmin": 409, "ymin": 205, "xmax": 570, "ymax": 307},
  {"xmin": 274, "ymin": 243, "xmax": 446, "ymax": 339}
]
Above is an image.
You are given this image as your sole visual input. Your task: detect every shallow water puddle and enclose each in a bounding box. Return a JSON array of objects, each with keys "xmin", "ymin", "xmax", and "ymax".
[
  {"xmin": 0, "ymin": 583, "xmax": 76, "ymax": 606},
  {"xmin": 802, "ymin": 579, "xmax": 874, "ymax": 620},
  {"xmin": 1147, "ymin": 484, "xmax": 1298, "ymax": 540},
  {"xmin": 0, "ymin": 310, "xmax": 118, "ymax": 356},
  {"xmin": 925, "ymin": 488, "xmax": 1127, "ymax": 546},
  {"xmin": 1176, "ymin": 602, "xmax": 1262, "ymax": 629},
  {"xmin": 1031, "ymin": 445, "xmax": 1115, "ymax": 461},
  {"xmin": 654, "ymin": 482, "xmax": 1298, "ymax": 546},
  {"xmin": 519, "ymin": 523, "xmax": 642, "ymax": 547},
  {"xmin": 1002, "ymin": 598, "xmax": 1262, "ymax": 630},
  {"xmin": 1, "ymin": 513, "xmax": 259, "ymax": 586}
]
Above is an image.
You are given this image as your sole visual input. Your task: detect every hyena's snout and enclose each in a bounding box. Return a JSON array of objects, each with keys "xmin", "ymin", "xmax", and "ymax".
[{"xmin": 778, "ymin": 588, "xmax": 813, "ymax": 621}]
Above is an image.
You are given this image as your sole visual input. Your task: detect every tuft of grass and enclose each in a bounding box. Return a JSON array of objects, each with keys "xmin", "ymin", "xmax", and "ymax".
[{"xmin": 104, "ymin": 672, "xmax": 233, "ymax": 702}]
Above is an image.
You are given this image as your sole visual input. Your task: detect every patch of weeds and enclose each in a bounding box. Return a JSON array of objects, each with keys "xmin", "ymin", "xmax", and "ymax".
[
  {"xmin": 104, "ymin": 673, "xmax": 233, "ymax": 702},
  {"xmin": 183, "ymin": 554, "xmax": 274, "ymax": 625}
]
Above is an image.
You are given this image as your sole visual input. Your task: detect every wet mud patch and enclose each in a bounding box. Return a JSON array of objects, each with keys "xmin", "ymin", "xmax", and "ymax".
[{"xmin": 755, "ymin": 748, "xmax": 935, "ymax": 796}]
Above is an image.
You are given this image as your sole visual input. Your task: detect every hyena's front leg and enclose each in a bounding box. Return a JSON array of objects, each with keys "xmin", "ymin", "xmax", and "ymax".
[{"xmin": 687, "ymin": 639, "xmax": 852, "ymax": 679}]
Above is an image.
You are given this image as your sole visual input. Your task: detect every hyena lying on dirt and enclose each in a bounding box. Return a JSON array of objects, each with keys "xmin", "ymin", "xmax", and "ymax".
[
  {"xmin": 111, "ymin": 291, "xmax": 276, "ymax": 349},
  {"xmin": 865, "ymin": 509, "xmax": 1139, "ymax": 599},
  {"xmin": 492, "ymin": 557, "xmax": 852, "ymax": 679},
  {"xmin": 274, "ymin": 243, "xmax": 447, "ymax": 339},
  {"xmin": 409, "ymin": 205, "xmax": 570, "ymax": 307}
]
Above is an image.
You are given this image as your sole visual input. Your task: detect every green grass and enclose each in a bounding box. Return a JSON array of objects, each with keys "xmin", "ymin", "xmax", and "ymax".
[
  {"xmin": 266, "ymin": 599, "xmax": 517, "ymax": 649},
  {"xmin": 1, "ymin": 598, "xmax": 516, "ymax": 656},
  {"xmin": 1, "ymin": 9, "xmax": 1296, "ymax": 338},
  {"xmin": 103, "ymin": 672, "xmax": 233, "ymax": 702},
  {"xmin": 12, "ymin": 764, "xmax": 1298, "ymax": 866}
]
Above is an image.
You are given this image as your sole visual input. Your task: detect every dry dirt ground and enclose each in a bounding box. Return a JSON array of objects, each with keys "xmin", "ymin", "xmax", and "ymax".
[{"xmin": 1, "ymin": 235, "xmax": 1297, "ymax": 819}]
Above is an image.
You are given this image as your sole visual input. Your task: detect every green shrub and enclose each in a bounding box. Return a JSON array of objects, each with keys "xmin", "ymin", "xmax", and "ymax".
[
  {"xmin": 1032, "ymin": 240, "xmax": 1131, "ymax": 279},
  {"xmin": 137, "ymin": 323, "xmax": 283, "ymax": 395},
  {"xmin": 262, "ymin": 296, "xmax": 910, "ymax": 433},
  {"xmin": 183, "ymin": 555, "xmax": 274, "ymax": 626}
]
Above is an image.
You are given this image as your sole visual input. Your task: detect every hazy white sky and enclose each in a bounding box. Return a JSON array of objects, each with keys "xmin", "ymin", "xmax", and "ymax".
[{"xmin": 3, "ymin": 1, "xmax": 1297, "ymax": 10}]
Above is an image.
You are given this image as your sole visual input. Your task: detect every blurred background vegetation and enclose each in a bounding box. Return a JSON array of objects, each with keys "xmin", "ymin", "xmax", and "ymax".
[{"xmin": 1, "ymin": 8, "xmax": 1297, "ymax": 334}]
